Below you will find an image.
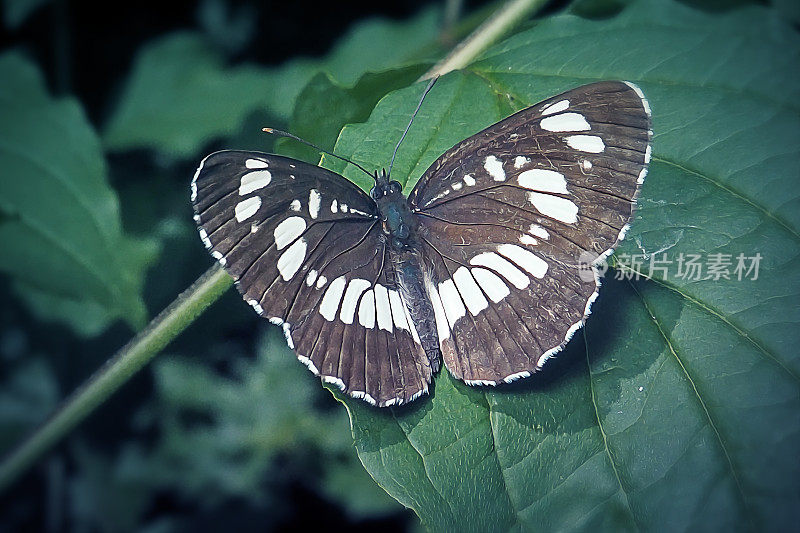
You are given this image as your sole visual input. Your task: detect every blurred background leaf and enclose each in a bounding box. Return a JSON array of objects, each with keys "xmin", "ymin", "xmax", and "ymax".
[
  {"xmin": 59, "ymin": 328, "xmax": 401, "ymax": 532},
  {"xmin": 1, "ymin": 0, "xmax": 52, "ymax": 29},
  {"xmin": 103, "ymin": 6, "xmax": 444, "ymax": 160},
  {"xmin": 0, "ymin": 52, "xmax": 159, "ymax": 335}
]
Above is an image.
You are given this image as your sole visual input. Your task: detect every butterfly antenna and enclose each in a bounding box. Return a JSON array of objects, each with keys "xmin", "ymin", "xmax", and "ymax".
[
  {"xmin": 262, "ymin": 128, "xmax": 375, "ymax": 179},
  {"xmin": 387, "ymin": 75, "xmax": 439, "ymax": 178}
]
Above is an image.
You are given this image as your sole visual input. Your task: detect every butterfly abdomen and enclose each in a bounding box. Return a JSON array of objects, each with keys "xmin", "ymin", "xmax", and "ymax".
[{"xmin": 392, "ymin": 247, "xmax": 442, "ymax": 372}]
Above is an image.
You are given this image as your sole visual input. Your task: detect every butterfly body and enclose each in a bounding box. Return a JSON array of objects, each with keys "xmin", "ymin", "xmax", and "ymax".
[{"xmin": 192, "ymin": 80, "xmax": 652, "ymax": 407}]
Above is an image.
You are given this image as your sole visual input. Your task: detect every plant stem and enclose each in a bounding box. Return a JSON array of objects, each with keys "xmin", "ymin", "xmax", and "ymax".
[
  {"xmin": 0, "ymin": 265, "xmax": 233, "ymax": 492},
  {"xmin": 421, "ymin": 0, "xmax": 548, "ymax": 80}
]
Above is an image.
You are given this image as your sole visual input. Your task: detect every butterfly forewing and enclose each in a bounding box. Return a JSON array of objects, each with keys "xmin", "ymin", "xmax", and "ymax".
[
  {"xmin": 192, "ymin": 150, "xmax": 431, "ymax": 406},
  {"xmin": 409, "ymin": 81, "xmax": 652, "ymax": 384}
]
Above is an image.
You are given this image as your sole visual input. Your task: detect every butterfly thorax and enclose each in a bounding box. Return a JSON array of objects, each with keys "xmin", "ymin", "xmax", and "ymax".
[{"xmin": 370, "ymin": 169, "xmax": 418, "ymax": 250}]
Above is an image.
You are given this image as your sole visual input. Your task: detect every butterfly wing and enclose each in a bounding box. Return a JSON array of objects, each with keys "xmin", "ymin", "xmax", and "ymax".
[
  {"xmin": 192, "ymin": 150, "xmax": 432, "ymax": 406},
  {"xmin": 407, "ymin": 81, "xmax": 652, "ymax": 384}
]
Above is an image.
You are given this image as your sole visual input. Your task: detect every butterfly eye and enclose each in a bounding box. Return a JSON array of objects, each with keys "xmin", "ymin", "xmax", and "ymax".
[
  {"xmin": 369, "ymin": 187, "xmax": 381, "ymax": 200},
  {"xmin": 389, "ymin": 181, "xmax": 402, "ymax": 194}
]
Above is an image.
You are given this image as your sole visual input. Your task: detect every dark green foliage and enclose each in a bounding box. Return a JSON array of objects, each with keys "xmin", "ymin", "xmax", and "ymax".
[{"xmin": 1, "ymin": 0, "xmax": 798, "ymax": 531}]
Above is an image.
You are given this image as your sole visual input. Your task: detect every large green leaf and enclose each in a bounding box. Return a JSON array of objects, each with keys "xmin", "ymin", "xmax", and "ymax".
[
  {"xmin": 320, "ymin": 0, "xmax": 799, "ymax": 530},
  {"xmin": 0, "ymin": 52, "xmax": 158, "ymax": 333},
  {"xmin": 102, "ymin": 32, "xmax": 277, "ymax": 159}
]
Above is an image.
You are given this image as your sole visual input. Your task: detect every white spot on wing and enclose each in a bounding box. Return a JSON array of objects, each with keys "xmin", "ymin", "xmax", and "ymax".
[
  {"xmin": 273, "ymin": 216, "xmax": 306, "ymax": 250},
  {"xmin": 519, "ymin": 234, "xmax": 537, "ymax": 246},
  {"xmin": 235, "ymin": 196, "xmax": 261, "ymax": 222},
  {"xmin": 527, "ymin": 192, "xmax": 579, "ymax": 224},
  {"xmin": 276, "ymin": 238, "xmax": 306, "ymax": 281},
  {"xmin": 565, "ymin": 135, "xmax": 605, "ymax": 153},
  {"xmin": 514, "ymin": 156, "xmax": 530, "ymax": 169},
  {"xmin": 358, "ymin": 289, "xmax": 376, "ymax": 329},
  {"xmin": 247, "ymin": 299, "xmax": 263, "ymax": 315},
  {"xmin": 190, "ymin": 162, "xmax": 202, "ymax": 202},
  {"xmin": 623, "ymin": 81, "xmax": 651, "ymax": 116},
  {"xmin": 331, "ymin": 199, "xmax": 338, "ymax": 213},
  {"xmin": 541, "ymin": 99, "xmax": 569, "ymax": 115},
  {"xmin": 245, "ymin": 158, "xmax": 268, "ymax": 169},
  {"xmin": 306, "ymin": 269, "xmax": 318, "ymax": 286},
  {"xmin": 582, "ymin": 160, "xmax": 592, "ymax": 171},
  {"xmin": 309, "ymin": 189, "xmax": 321, "ymax": 219},
  {"xmin": 290, "ymin": 199, "xmax": 301, "ymax": 211},
  {"xmin": 452, "ymin": 182, "xmax": 463, "ymax": 191},
  {"xmin": 322, "ymin": 375, "xmax": 345, "ymax": 390},
  {"xmin": 374, "ymin": 284, "xmax": 393, "ymax": 332},
  {"xmin": 452, "ymin": 267, "xmax": 489, "ymax": 316},
  {"xmin": 340, "ymin": 278, "xmax": 371, "ymax": 325},
  {"xmin": 638, "ymin": 167, "xmax": 648, "ymax": 184},
  {"xmin": 389, "ymin": 290, "xmax": 409, "ymax": 330},
  {"xmin": 503, "ymin": 371, "xmax": 530, "ymax": 383},
  {"xmin": 518, "ymin": 169, "xmax": 569, "ymax": 194},
  {"xmin": 470, "ymin": 252, "xmax": 529, "ymax": 289},
  {"xmin": 211, "ymin": 250, "xmax": 226, "ymax": 266},
  {"xmin": 403, "ymin": 305, "xmax": 422, "ymax": 345},
  {"xmin": 198, "ymin": 228, "xmax": 212, "ymax": 249},
  {"xmin": 282, "ymin": 322, "xmax": 294, "ymax": 349},
  {"xmin": 239, "ymin": 170, "xmax": 271, "ymax": 195},
  {"xmin": 529, "ymin": 224, "xmax": 549, "ymax": 239},
  {"xmin": 319, "ymin": 276, "xmax": 347, "ymax": 321},
  {"xmin": 425, "ymin": 280, "xmax": 450, "ymax": 341},
  {"xmin": 297, "ymin": 354, "xmax": 318, "ymax": 374},
  {"xmin": 316, "ymin": 275, "xmax": 327, "ymax": 289},
  {"xmin": 498, "ymin": 244, "xmax": 548, "ymax": 278},
  {"xmin": 470, "ymin": 268, "xmax": 510, "ymax": 303},
  {"xmin": 463, "ymin": 174, "xmax": 476, "ymax": 186},
  {"xmin": 645, "ymin": 144, "xmax": 652, "ymax": 165},
  {"xmin": 540, "ymin": 113, "xmax": 591, "ymax": 132},
  {"xmin": 464, "ymin": 379, "xmax": 497, "ymax": 386},
  {"xmin": 438, "ymin": 279, "xmax": 466, "ymax": 327},
  {"xmin": 484, "ymin": 155, "xmax": 505, "ymax": 181}
]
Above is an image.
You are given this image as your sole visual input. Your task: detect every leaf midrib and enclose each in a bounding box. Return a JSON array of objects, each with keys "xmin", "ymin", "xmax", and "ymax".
[
  {"xmin": 389, "ymin": 409, "xmax": 460, "ymax": 527},
  {"xmin": 0, "ymin": 138, "xmax": 126, "ymax": 301},
  {"xmin": 629, "ymin": 280, "xmax": 757, "ymax": 530},
  {"xmin": 627, "ymin": 272, "xmax": 800, "ymax": 384},
  {"xmin": 584, "ymin": 330, "xmax": 641, "ymax": 531}
]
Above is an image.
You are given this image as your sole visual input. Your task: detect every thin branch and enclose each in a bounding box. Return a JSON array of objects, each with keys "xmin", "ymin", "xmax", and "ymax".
[
  {"xmin": 0, "ymin": 265, "xmax": 233, "ymax": 492},
  {"xmin": 421, "ymin": 0, "xmax": 548, "ymax": 80}
]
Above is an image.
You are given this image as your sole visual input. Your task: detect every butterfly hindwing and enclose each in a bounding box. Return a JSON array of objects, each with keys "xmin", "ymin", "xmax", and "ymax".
[
  {"xmin": 409, "ymin": 81, "xmax": 652, "ymax": 384},
  {"xmin": 192, "ymin": 150, "xmax": 431, "ymax": 405}
]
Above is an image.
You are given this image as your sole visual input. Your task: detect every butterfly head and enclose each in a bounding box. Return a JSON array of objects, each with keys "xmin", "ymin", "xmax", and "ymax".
[{"xmin": 369, "ymin": 168, "xmax": 402, "ymax": 200}]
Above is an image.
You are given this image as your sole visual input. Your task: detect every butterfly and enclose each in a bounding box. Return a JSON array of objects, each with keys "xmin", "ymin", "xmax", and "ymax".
[{"xmin": 191, "ymin": 80, "xmax": 652, "ymax": 407}]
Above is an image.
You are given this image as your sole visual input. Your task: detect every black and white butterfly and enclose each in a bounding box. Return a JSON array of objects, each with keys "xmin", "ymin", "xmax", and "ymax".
[{"xmin": 191, "ymin": 80, "xmax": 652, "ymax": 407}]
